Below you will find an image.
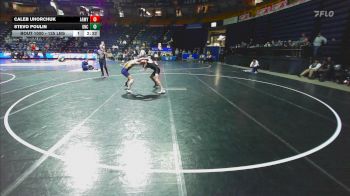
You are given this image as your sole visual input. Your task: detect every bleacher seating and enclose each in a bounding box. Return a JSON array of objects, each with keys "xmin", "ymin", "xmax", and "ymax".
[
  {"xmin": 133, "ymin": 27, "xmax": 164, "ymax": 47},
  {"xmin": 226, "ymin": 0, "xmax": 350, "ymax": 63},
  {"xmin": 226, "ymin": 0, "xmax": 319, "ymax": 45}
]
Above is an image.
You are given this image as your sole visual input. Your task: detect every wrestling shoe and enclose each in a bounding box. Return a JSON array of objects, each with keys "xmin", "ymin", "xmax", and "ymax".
[{"xmin": 157, "ymin": 89, "xmax": 166, "ymax": 94}]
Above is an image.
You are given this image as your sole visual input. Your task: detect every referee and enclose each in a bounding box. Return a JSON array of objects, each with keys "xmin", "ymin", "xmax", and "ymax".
[{"xmin": 98, "ymin": 41, "xmax": 109, "ymax": 77}]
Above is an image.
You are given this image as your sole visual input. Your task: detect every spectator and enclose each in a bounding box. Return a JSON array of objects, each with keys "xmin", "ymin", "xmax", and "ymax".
[
  {"xmin": 272, "ymin": 40, "xmax": 278, "ymax": 47},
  {"xmin": 249, "ymin": 58, "xmax": 260, "ymax": 73},
  {"xmin": 139, "ymin": 49, "xmax": 146, "ymax": 57},
  {"xmin": 174, "ymin": 48, "xmax": 179, "ymax": 55},
  {"xmin": 287, "ymin": 40, "xmax": 295, "ymax": 48},
  {"xmin": 343, "ymin": 69, "xmax": 350, "ymax": 86},
  {"xmin": 333, "ymin": 64, "xmax": 345, "ymax": 84},
  {"xmin": 26, "ymin": 45, "xmax": 31, "ymax": 58},
  {"xmin": 112, "ymin": 44, "xmax": 118, "ymax": 54},
  {"xmin": 299, "ymin": 59, "xmax": 322, "ymax": 78},
  {"xmin": 206, "ymin": 51, "xmax": 213, "ymax": 62},
  {"xmin": 31, "ymin": 43, "xmax": 36, "ymax": 51},
  {"xmin": 199, "ymin": 53, "xmax": 205, "ymax": 63},
  {"xmin": 313, "ymin": 32, "xmax": 327, "ymax": 57},
  {"xmin": 248, "ymin": 38, "xmax": 254, "ymax": 47},
  {"xmin": 241, "ymin": 41, "xmax": 247, "ymax": 48},
  {"xmin": 299, "ymin": 33, "xmax": 310, "ymax": 46},
  {"xmin": 154, "ymin": 52, "xmax": 159, "ymax": 61},
  {"xmin": 264, "ymin": 42, "xmax": 272, "ymax": 47},
  {"xmin": 317, "ymin": 57, "xmax": 334, "ymax": 81},
  {"xmin": 81, "ymin": 59, "xmax": 89, "ymax": 71}
]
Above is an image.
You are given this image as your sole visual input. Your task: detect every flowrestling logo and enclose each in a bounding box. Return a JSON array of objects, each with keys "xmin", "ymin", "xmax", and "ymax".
[{"xmin": 314, "ymin": 10, "xmax": 334, "ymax": 18}]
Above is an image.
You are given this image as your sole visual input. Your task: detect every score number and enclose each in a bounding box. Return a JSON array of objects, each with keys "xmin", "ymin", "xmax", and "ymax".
[
  {"xmin": 84, "ymin": 30, "xmax": 100, "ymax": 37},
  {"xmin": 73, "ymin": 30, "xmax": 83, "ymax": 37},
  {"xmin": 73, "ymin": 30, "xmax": 99, "ymax": 37},
  {"xmin": 72, "ymin": 30, "xmax": 99, "ymax": 37},
  {"xmin": 86, "ymin": 31, "xmax": 98, "ymax": 36}
]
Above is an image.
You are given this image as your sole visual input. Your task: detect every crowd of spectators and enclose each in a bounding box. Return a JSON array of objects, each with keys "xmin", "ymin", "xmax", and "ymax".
[
  {"xmin": 0, "ymin": 25, "xmax": 214, "ymax": 64},
  {"xmin": 295, "ymin": 32, "xmax": 349, "ymax": 85},
  {"xmin": 299, "ymin": 56, "xmax": 350, "ymax": 85},
  {"xmin": 230, "ymin": 33, "xmax": 311, "ymax": 49},
  {"xmin": 0, "ymin": 26, "xmax": 348, "ymax": 86},
  {"xmin": 229, "ymin": 32, "xmax": 335, "ymax": 58},
  {"xmin": 1, "ymin": 36, "xmax": 69, "ymax": 58},
  {"xmin": 227, "ymin": 31, "xmax": 348, "ymax": 86}
]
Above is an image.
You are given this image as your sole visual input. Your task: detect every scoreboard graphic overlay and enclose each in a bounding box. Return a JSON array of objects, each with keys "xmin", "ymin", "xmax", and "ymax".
[{"xmin": 12, "ymin": 16, "xmax": 101, "ymax": 37}]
